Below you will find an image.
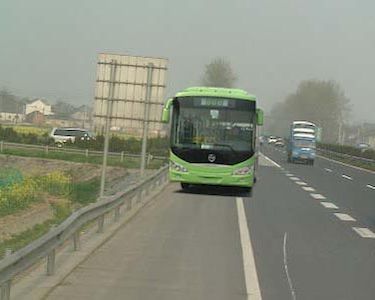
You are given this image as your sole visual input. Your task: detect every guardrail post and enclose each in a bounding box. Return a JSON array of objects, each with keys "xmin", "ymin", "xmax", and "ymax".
[
  {"xmin": 73, "ymin": 231, "xmax": 81, "ymax": 251},
  {"xmin": 114, "ymin": 207, "xmax": 120, "ymax": 222},
  {"xmin": 0, "ymin": 249, "xmax": 12, "ymax": 300},
  {"xmin": 120, "ymin": 151, "xmax": 124, "ymax": 163},
  {"xmin": 46, "ymin": 249, "xmax": 56, "ymax": 276},
  {"xmin": 0, "ymin": 280, "xmax": 11, "ymax": 300},
  {"xmin": 85, "ymin": 149, "xmax": 89, "ymax": 157},
  {"xmin": 140, "ymin": 188, "xmax": 145, "ymax": 202},
  {"xmin": 45, "ymin": 145, "xmax": 49, "ymax": 155},
  {"xmin": 0, "ymin": 141, "xmax": 3, "ymax": 153},
  {"xmin": 97, "ymin": 215, "xmax": 104, "ymax": 233},
  {"xmin": 127, "ymin": 196, "xmax": 133, "ymax": 211}
]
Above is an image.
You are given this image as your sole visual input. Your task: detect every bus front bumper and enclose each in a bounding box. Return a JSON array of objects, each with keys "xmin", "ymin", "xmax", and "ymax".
[{"xmin": 169, "ymin": 170, "xmax": 254, "ymax": 187}]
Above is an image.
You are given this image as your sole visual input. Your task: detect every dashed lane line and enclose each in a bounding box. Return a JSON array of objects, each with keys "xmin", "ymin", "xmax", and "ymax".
[
  {"xmin": 352, "ymin": 227, "xmax": 375, "ymax": 239},
  {"xmin": 289, "ymin": 177, "xmax": 300, "ymax": 181},
  {"xmin": 302, "ymin": 187, "xmax": 315, "ymax": 192},
  {"xmin": 334, "ymin": 213, "xmax": 356, "ymax": 222},
  {"xmin": 342, "ymin": 174, "xmax": 353, "ymax": 180},
  {"xmin": 320, "ymin": 202, "xmax": 339, "ymax": 209},
  {"xmin": 285, "ymin": 174, "xmax": 294, "ymax": 177},
  {"xmin": 310, "ymin": 193, "xmax": 326, "ymax": 200},
  {"xmin": 366, "ymin": 184, "xmax": 375, "ymax": 190},
  {"xmin": 295, "ymin": 181, "xmax": 307, "ymax": 186},
  {"xmin": 324, "ymin": 168, "xmax": 333, "ymax": 172}
]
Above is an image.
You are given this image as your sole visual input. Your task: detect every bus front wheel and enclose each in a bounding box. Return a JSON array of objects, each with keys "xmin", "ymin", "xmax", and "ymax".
[{"xmin": 180, "ymin": 183, "xmax": 190, "ymax": 190}]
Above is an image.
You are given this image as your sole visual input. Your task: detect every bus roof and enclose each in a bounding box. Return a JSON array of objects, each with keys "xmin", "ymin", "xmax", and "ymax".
[
  {"xmin": 292, "ymin": 121, "xmax": 316, "ymax": 127},
  {"xmin": 175, "ymin": 87, "xmax": 256, "ymax": 101}
]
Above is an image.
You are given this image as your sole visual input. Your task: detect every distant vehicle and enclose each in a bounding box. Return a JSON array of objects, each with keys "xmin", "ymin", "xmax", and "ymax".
[
  {"xmin": 356, "ymin": 143, "xmax": 370, "ymax": 150},
  {"xmin": 50, "ymin": 127, "xmax": 94, "ymax": 147},
  {"xmin": 275, "ymin": 138, "xmax": 285, "ymax": 147},
  {"xmin": 268, "ymin": 136, "xmax": 278, "ymax": 144},
  {"xmin": 287, "ymin": 121, "xmax": 317, "ymax": 165}
]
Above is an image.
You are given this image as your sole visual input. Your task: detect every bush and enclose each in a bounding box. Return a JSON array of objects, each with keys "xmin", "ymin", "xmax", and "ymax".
[
  {"xmin": 318, "ymin": 143, "xmax": 375, "ymax": 160},
  {"xmin": 0, "ymin": 125, "xmax": 54, "ymax": 145},
  {"xmin": 0, "ymin": 124, "xmax": 169, "ymax": 156},
  {"xmin": 0, "ymin": 171, "xmax": 72, "ymax": 217},
  {"xmin": 69, "ymin": 178, "xmax": 100, "ymax": 205}
]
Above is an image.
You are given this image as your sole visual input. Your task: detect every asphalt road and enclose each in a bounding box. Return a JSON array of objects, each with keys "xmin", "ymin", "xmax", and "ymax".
[{"xmin": 46, "ymin": 148, "xmax": 375, "ymax": 300}]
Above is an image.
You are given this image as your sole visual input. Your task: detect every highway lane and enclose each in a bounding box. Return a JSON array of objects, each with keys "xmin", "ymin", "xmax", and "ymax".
[
  {"xmin": 247, "ymin": 153, "xmax": 375, "ymax": 300},
  {"xmin": 261, "ymin": 145, "xmax": 375, "ymax": 232},
  {"xmin": 46, "ymin": 155, "xmax": 374, "ymax": 300},
  {"xmin": 47, "ymin": 184, "xmax": 252, "ymax": 300}
]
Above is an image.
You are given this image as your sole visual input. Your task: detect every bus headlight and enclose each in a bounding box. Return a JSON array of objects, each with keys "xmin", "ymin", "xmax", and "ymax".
[
  {"xmin": 233, "ymin": 166, "xmax": 253, "ymax": 176},
  {"xmin": 170, "ymin": 161, "xmax": 188, "ymax": 173}
]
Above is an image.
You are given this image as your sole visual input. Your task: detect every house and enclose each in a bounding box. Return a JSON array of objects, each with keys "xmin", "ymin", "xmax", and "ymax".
[
  {"xmin": 25, "ymin": 99, "xmax": 53, "ymax": 116},
  {"xmin": 25, "ymin": 111, "xmax": 45, "ymax": 125}
]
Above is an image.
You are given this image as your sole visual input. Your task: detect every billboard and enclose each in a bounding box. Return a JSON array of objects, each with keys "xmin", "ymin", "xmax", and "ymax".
[{"xmin": 93, "ymin": 53, "xmax": 168, "ymax": 137}]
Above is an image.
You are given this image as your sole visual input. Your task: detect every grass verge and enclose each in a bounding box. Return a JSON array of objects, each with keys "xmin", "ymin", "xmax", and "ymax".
[
  {"xmin": 1, "ymin": 148, "xmax": 165, "ymax": 169},
  {"xmin": 0, "ymin": 202, "xmax": 71, "ymax": 259}
]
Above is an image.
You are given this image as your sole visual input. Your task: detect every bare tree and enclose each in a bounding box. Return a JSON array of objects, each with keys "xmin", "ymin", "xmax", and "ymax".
[
  {"xmin": 201, "ymin": 58, "xmax": 237, "ymax": 88},
  {"xmin": 268, "ymin": 80, "xmax": 351, "ymax": 143}
]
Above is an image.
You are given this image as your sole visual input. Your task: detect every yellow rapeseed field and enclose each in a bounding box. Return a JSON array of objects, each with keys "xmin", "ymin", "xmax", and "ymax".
[{"xmin": 0, "ymin": 171, "xmax": 71, "ymax": 217}]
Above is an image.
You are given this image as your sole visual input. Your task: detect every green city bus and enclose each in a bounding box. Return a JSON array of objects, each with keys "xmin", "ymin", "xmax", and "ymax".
[{"xmin": 162, "ymin": 87, "xmax": 264, "ymax": 194}]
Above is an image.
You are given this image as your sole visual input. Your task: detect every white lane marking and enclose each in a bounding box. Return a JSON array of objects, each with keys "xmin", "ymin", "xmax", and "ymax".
[
  {"xmin": 310, "ymin": 193, "xmax": 326, "ymax": 200},
  {"xmin": 295, "ymin": 181, "xmax": 307, "ymax": 186},
  {"xmin": 285, "ymin": 173, "xmax": 294, "ymax": 177},
  {"xmin": 342, "ymin": 174, "xmax": 352, "ymax": 180},
  {"xmin": 352, "ymin": 227, "xmax": 375, "ymax": 239},
  {"xmin": 366, "ymin": 184, "xmax": 375, "ymax": 190},
  {"xmin": 236, "ymin": 197, "xmax": 262, "ymax": 300},
  {"xmin": 260, "ymin": 153, "xmax": 281, "ymax": 168},
  {"xmin": 283, "ymin": 233, "xmax": 297, "ymax": 300},
  {"xmin": 290, "ymin": 177, "xmax": 300, "ymax": 181},
  {"xmin": 334, "ymin": 213, "xmax": 356, "ymax": 221},
  {"xmin": 324, "ymin": 168, "xmax": 333, "ymax": 172},
  {"xmin": 320, "ymin": 202, "xmax": 339, "ymax": 209},
  {"xmin": 317, "ymin": 154, "xmax": 375, "ymax": 174},
  {"xmin": 302, "ymin": 186, "xmax": 315, "ymax": 192}
]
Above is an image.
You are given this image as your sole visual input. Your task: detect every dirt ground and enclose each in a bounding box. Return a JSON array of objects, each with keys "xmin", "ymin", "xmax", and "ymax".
[
  {"xmin": 0, "ymin": 155, "xmax": 130, "ymax": 242},
  {"xmin": 0, "ymin": 155, "xmax": 128, "ymax": 183}
]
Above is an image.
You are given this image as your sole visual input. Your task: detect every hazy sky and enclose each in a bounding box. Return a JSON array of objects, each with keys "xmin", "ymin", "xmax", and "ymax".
[{"xmin": 1, "ymin": 0, "xmax": 374, "ymax": 122}]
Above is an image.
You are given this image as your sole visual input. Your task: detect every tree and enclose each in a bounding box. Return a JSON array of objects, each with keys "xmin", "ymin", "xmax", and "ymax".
[
  {"xmin": 0, "ymin": 89, "xmax": 24, "ymax": 113},
  {"xmin": 201, "ymin": 58, "xmax": 237, "ymax": 88},
  {"xmin": 52, "ymin": 101, "xmax": 77, "ymax": 118},
  {"xmin": 268, "ymin": 80, "xmax": 351, "ymax": 143}
]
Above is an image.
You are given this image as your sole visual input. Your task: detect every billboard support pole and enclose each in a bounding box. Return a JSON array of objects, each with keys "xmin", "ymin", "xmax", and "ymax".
[
  {"xmin": 100, "ymin": 59, "xmax": 117, "ymax": 198},
  {"xmin": 140, "ymin": 63, "xmax": 154, "ymax": 177}
]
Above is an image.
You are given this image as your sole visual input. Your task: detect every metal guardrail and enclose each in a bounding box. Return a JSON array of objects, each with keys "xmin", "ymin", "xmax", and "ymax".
[
  {"xmin": 0, "ymin": 141, "xmax": 166, "ymax": 162},
  {"xmin": 0, "ymin": 165, "xmax": 169, "ymax": 300},
  {"xmin": 317, "ymin": 148, "xmax": 375, "ymax": 164}
]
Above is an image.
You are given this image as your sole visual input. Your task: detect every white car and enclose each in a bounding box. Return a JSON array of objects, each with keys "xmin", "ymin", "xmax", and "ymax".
[
  {"xmin": 268, "ymin": 136, "xmax": 278, "ymax": 144},
  {"xmin": 50, "ymin": 128, "xmax": 94, "ymax": 147}
]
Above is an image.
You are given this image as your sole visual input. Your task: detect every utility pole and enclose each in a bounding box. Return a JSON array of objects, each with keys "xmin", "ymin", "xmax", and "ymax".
[
  {"xmin": 140, "ymin": 63, "xmax": 154, "ymax": 177},
  {"xmin": 99, "ymin": 59, "xmax": 117, "ymax": 198}
]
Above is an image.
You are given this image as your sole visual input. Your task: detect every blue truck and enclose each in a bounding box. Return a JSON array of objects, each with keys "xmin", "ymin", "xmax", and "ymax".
[{"xmin": 287, "ymin": 121, "xmax": 316, "ymax": 165}]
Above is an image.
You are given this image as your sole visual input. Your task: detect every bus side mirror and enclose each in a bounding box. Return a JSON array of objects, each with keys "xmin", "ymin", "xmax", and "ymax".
[
  {"xmin": 161, "ymin": 98, "xmax": 173, "ymax": 123},
  {"xmin": 256, "ymin": 108, "xmax": 264, "ymax": 126}
]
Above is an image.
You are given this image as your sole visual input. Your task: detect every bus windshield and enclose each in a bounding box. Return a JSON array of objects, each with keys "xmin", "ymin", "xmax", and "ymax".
[
  {"xmin": 171, "ymin": 97, "xmax": 255, "ymax": 152},
  {"xmin": 294, "ymin": 139, "xmax": 316, "ymax": 148}
]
